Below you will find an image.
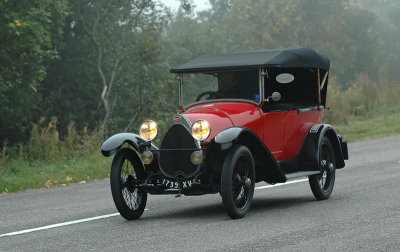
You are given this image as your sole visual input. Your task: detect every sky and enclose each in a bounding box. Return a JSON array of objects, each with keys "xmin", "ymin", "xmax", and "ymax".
[{"xmin": 160, "ymin": 0, "xmax": 211, "ymax": 12}]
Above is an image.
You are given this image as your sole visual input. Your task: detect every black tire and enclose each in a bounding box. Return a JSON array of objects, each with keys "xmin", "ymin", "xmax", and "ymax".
[
  {"xmin": 309, "ymin": 136, "xmax": 336, "ymax": 200},
  {"xmin": 221, "ymin": 145, "xmax": 255, "ymax": 219},
  {"xmin": 110, "ymin": 148, "xmax": 147, "ymax": 220}
]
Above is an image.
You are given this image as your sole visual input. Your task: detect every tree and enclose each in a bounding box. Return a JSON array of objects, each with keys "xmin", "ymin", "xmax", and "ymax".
[
  {"xmin": 0, "ymin": 0, "xmax": 68, "ymax": 147},
  {"xmin": 216, "ymin": 0, "xmax": 378, "ymax": 85},
  {"xmin": 167, "ymin": 0, "xmax": 378, "ymax": 86},
  {"xmin": 77, "ymin": 0, "xmax": 160, "ymax": 133},
  {"xmin": 353, "ymin": 0, "xmax": 400, "ymax": 81},
  {"xmin": 41, "ymin": 0, "xmax": 174, "ymax": 137}
]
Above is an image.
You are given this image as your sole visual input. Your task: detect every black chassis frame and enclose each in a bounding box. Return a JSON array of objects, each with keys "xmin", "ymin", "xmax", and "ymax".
[{"xmin": 101, "ymin": 122, "xmax": 348, "ymax": 196}]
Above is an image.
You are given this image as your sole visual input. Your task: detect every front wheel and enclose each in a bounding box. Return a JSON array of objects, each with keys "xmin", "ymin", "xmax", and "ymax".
[
  {"xmin": 110, "ymin": 148, "xmax": 147, "ymax": 220},
  {"xmin": 309, "ymin": 136, "xmax": 336, "ymax": 200},
  {"xmin": 221, "ymin": 145, "xmax": 255, "ymax": 219}
]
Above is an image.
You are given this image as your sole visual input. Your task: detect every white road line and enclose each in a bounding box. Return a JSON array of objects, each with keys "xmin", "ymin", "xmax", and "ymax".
[
  {"xmin": 255, "ymin": 178, "xmax": 308, "ymax": 190},
  {"xmin": 0, "ymin": 213, "xmax": 119, "ymax": 238},
  {"xmin": 0, "ymin": 179, "xmax": 307, "ymax": 238}
]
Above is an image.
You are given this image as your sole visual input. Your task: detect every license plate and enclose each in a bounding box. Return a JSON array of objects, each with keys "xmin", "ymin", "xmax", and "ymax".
[{"xmin": 161, "ymin": 178, "xmax": 195, "ymax": 189}]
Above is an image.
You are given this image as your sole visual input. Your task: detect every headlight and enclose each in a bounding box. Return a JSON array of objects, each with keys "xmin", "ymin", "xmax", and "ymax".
[
  {"xmin": 139, "ymin": 120, "xmax": 158, "ymax": 141},
  {"xmin": 191, "ymin": 120, "xmax": 211, "ymax": 141}
]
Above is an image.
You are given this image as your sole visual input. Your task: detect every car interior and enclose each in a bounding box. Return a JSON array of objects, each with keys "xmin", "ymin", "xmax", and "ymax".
[{"xmin": 262, "ymin": 68, "xmax": 328, "ymax": 113}]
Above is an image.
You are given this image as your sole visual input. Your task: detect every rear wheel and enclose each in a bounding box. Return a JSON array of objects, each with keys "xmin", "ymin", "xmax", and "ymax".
[
  {"xmin": 221, "ymin": 145, "xmax": 255, "ymax": 219},
  {"xmin": 309, "ymin": 136, "xmax": 336, "ymax": 200},
  {"xmin": 110, "ymin": 148, "xmax": 147, "ymax": 220}
]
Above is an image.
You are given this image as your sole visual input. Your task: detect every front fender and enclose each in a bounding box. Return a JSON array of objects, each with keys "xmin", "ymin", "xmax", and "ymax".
[
  {"xmin": 213, "ymin": 127, "xmax": 286, "ymax": 183},
  {"xmin": 101, "ymin": 133, "xmax": 153, "ymax": 157},
  {"xmin": 214, "ymin": 127, "xmax": 243, "ymax": 150}
]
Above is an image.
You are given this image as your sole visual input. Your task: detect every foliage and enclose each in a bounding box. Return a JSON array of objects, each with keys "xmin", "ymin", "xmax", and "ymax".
[
  {"xmin": 2, "ymin": 0, "xmax": 400, "ymax": 194},
  {"xmin": 0, "ymin": 117, "xmax": 106, "ymax": 193},
  {"xmin": 354, "ymin": 0, "xmax": 400, "ymax": 82},
  {"xmin": 171, "ymin": 0, "xmax": 378, "ymax": 86},
  {"xmin": 324, "ymin": 75, "xmax": 400, "ymax": 125},
  {"xmin": 333, "ymin": 106, "xmax": 400, "ymax": 142},
  {"xmin": 0, "ymin": 0, "xmax": 69, "ymax": 147},
  {"xmin": 0, "ymin": 117, "xmax": 97, "ymax": 162},
  {"xmin": 40, "ymin": 0, "xmax": 174, "ymax": 138},
  {"xmin": 1, "ymin": 0, "xmax": 397, "ymax": 149}
]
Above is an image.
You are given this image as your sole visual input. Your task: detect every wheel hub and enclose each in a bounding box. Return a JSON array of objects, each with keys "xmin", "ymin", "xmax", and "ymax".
[
  {"xmin": 318, "ymin": 160, "xmax": 334, "ymax": 189},
  {"xmin": 327, "ymin": 162, "xmax": 334, "ymax": 172},
  {"xmin": 244, "ymin": 178, "xmax": 251, "ymax": 188},
  {"xmin": 126, "ymin": 175, "xmax": 136, "ymax": 193},
  {"xmin": 320, "ymin": 170, "xmax": 327, "ymax": 188}
]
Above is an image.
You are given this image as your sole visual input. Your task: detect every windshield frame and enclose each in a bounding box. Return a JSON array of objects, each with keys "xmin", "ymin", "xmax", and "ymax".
[{"xmin": 177, "ymin": 68, "xmax": 265, "ymax": 110}]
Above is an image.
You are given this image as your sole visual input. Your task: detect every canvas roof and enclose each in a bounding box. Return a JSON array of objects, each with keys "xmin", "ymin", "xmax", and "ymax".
[{"xmin": 170, "ymin": 48, "xmax": 330, "ymax": 73}]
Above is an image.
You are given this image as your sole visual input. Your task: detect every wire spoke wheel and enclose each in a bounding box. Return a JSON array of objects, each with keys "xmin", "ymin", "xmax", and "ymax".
[
  {"xmin": 232, "ymin": 157, "xmax": 251, "ymax": 210},
  {"xmin": 221, "ymin": 145, "xmax": 255, "ymax": 219},
  {"xmin": 309, "ymin": 136, "xmax": 336, "ymax": 200},
  {"xmin": 110, "ymin": 148, "xmax": 147, "ymax": 220}
]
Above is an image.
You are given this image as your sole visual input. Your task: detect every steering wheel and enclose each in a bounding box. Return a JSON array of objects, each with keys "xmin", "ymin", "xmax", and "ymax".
[{"xmin": 196, "ymin": 91, "xmax": 224, "ymax": 101}]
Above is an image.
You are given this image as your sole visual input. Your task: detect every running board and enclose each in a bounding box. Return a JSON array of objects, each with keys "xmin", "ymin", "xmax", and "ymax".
[{"xmin": 285, "ymin": 171, "xmax": 320, "ymax": 180}]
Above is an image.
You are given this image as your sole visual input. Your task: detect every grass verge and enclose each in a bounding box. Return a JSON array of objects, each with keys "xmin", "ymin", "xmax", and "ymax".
[
  {"xmin": 333, "ymin": 106, "xmax": 400, "ymax": 142},
  {"xmin": 0, "ymin": 152, "xmax": 111, "ymax": 193}
]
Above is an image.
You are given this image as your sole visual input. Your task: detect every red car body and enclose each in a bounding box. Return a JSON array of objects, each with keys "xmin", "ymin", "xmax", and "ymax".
[{"xmin": 183, "ymin": 102, "xmax": 322, "ymax": 161}]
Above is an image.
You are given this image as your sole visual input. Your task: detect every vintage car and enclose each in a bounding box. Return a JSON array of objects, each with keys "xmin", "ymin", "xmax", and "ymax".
[{"xmin": 101, "ymin": 48, "xmax": 349, "ymax": 220}]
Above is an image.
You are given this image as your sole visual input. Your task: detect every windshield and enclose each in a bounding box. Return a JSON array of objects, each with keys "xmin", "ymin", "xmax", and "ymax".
[{"xmin": 180, "ymin": 70, "xmax": 261, "ymax": 107}]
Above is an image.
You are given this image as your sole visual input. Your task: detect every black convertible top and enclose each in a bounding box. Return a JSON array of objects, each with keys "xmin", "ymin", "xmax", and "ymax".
[{"xmin": 170, "ymin": 48, "xmax": 330, "ymax": 73}]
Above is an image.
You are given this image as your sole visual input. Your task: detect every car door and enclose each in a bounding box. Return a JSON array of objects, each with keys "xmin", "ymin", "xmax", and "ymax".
[{"xmin": 263, "ymin": 111, "xmax": 285, "ymax": 160}]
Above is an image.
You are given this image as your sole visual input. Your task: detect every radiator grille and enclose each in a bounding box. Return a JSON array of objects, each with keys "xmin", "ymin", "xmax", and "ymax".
[{"xmin": 159, "ymin": 124, "xmax": 200, "ymax": 179}]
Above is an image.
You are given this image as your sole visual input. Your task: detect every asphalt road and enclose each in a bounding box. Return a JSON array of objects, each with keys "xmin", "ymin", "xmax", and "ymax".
[{"xmin": 1, "ymin": 135, "xmax": 400, "ymax": 251}]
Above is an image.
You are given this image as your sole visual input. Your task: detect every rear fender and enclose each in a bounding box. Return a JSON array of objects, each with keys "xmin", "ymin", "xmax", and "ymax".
[
  {"xmin": 213, "ymin": 127, "xmax": 286, "ymax": 183},
  {"xmin": 298, "ymin": 124, "xmax": 347, "ymax": 172},
  {"xmin": 101, "ymin": 133, "xmax": 155, "ymax": 157}
]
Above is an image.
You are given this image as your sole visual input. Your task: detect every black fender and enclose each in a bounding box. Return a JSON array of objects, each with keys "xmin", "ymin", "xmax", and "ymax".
[
  {"xmin": 298, "ymin": 124, "xmax": 347, "ymax": 172},
  {"xmin": 101, "ymin": 133, "xmax": 155, "ymax": 157},
  {"xmin": 213, "ymin": 127, "xmax": 286, "ymax": 183}
]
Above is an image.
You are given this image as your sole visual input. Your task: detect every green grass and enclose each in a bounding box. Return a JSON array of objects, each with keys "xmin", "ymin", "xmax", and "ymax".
[
  {"xmin": 333, "ymin": 106, "xmax": 400, "ymax": 142},
  {"xmin": 0, "ymin": 152, "xmax": 111, "ymax": 193}
]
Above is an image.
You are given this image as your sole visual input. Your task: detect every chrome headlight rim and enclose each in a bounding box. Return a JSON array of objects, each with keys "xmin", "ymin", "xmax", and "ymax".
[
  {"xmin": 191, "ymin": 119, "xmax": 211, "ymax": 141},
  {"xmin": 139, "ymin": 120, "xmax": 158, "ymax": 141}
]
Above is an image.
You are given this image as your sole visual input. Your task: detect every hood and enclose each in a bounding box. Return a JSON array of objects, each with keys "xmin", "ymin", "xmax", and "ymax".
[{"xmin": 182, "ymin": 102, "xmax": 262, "ymax": 142}]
